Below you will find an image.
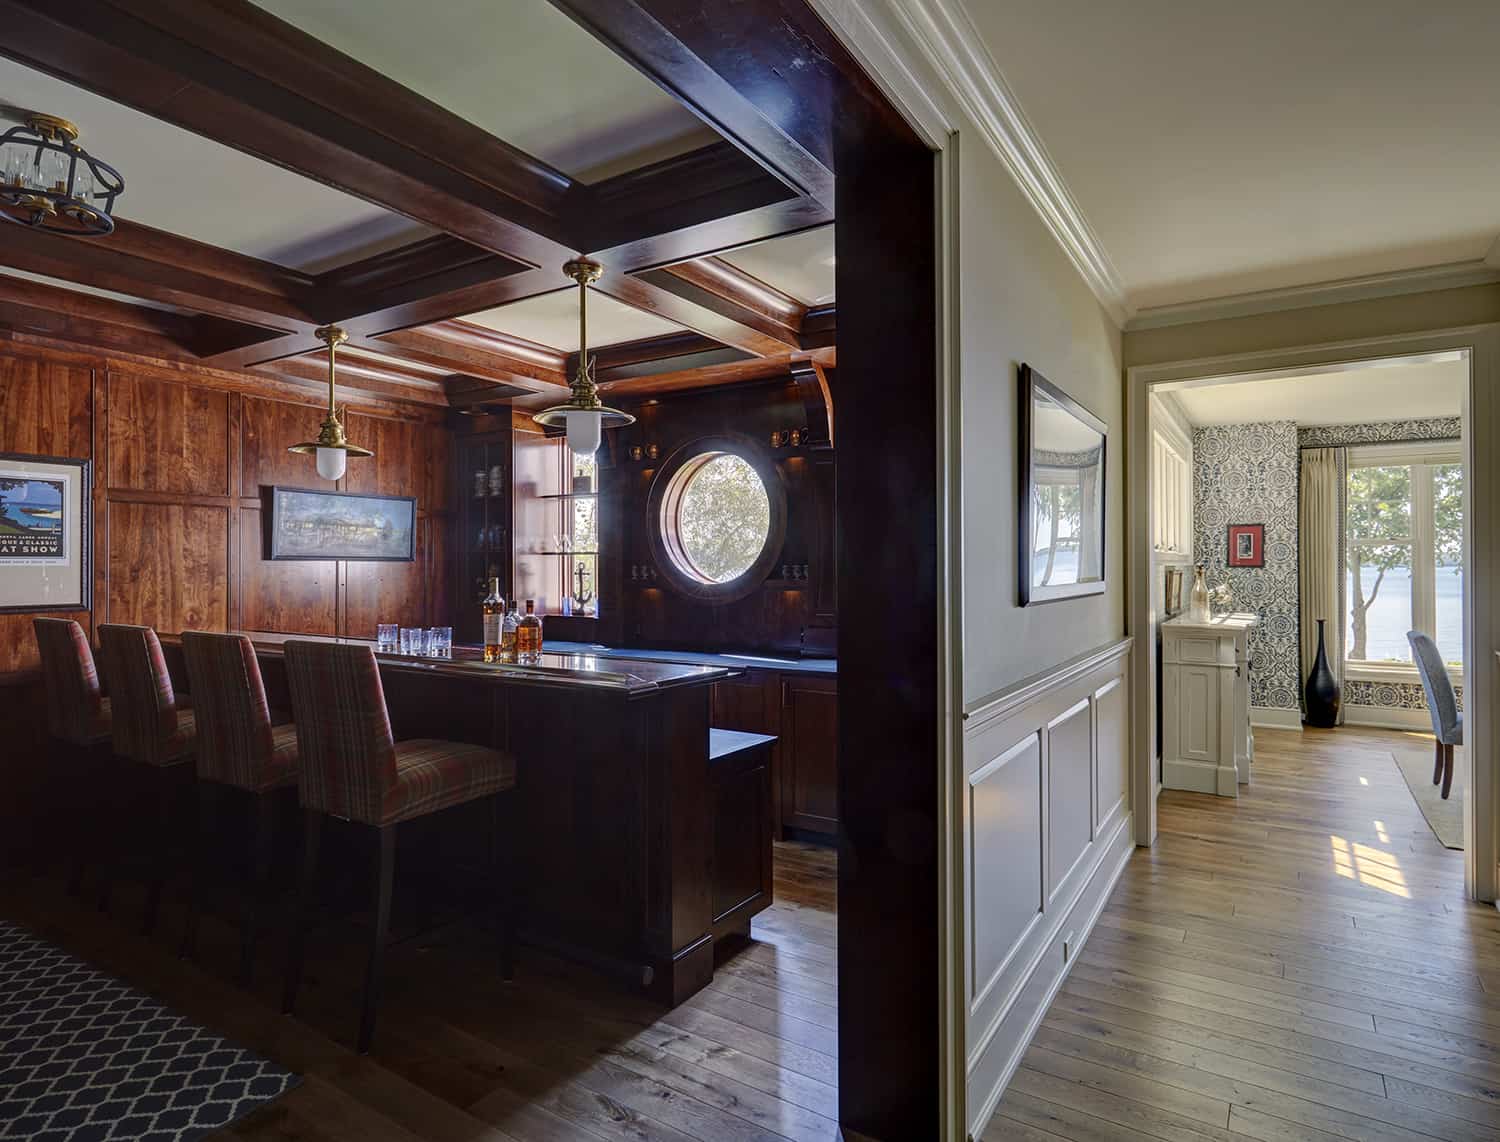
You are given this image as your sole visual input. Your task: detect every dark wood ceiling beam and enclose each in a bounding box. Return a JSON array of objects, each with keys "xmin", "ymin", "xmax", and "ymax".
[
  {"xmin": 315, "ymin": 235, "xmax": 532, "ymax": 322},
  {"xmin": 369, "ymin": 322, "xmax": 570, "ymax": 396},
  {"xmin": 597, "ymin": 346, "xmax": 835, "ymax": 397},
  {"xmin": 0, "ymin": 0, "xmax": 577, "ymax": 264},
  {"xmin": 548, "ymin": 0, "xmax": 834, "ymax": 207},
  {"xmin": 638, "ymin": 256, "xmax": 805, "ymax": 349},
  {"xmin": 0, "ymin": 219, "xmax": 317, "ymax": 330},
  {"xmin": 257, "ymin": 351, "xmax": 449, "ymax": 407}
]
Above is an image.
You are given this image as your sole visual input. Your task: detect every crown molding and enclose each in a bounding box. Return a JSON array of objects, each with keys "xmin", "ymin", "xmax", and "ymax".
[
  {"xmin": 1124, "ymin": 259, "xmax": 1500, "ymax": 332},
  {"xmin": 869, "ymin": 0, "xmax": 1130, "ymax": 325}
]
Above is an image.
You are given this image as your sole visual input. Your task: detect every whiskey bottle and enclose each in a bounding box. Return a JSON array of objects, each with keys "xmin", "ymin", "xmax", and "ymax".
[
  {"xmin": 500, "ymin": 601, "xmax": 520, "ymax": 664},
  {"xmin": 482, "ymin": 577, "xmax": 505, "ymax": 662},
  {"xmin": 516, "ymin": 599, "xmax": 543, "ymax": 664}
]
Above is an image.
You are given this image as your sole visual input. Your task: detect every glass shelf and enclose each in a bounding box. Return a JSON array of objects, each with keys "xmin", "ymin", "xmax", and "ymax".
[
  {"xmin": 535, "ymin": 492, "xmax": 598, "ymax": 500},
  {"xmin": 531, "ymin": 550, "xmax": 599, "ymax": 556}
]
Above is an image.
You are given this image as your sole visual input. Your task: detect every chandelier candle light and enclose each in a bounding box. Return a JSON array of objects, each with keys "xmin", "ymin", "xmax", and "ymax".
[
  {"xmin": 0, "ymin": 112, "xmax": 124, "ymax": 236},
  {"xmin": 287, "ymin": 325, "xmax": 373, "ymax": 481},
  {"xmin": 533, "ymin": 259, "xmax": 635, "ymax": 487}
]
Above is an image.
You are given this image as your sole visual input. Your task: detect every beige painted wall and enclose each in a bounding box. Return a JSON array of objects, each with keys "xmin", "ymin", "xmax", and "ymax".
[{"xmin": 958, "ymin": 137, "xmax": 1125, "ymax": 708}]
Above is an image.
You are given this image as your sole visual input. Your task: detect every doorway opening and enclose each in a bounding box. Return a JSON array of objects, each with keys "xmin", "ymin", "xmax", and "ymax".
[{"xmin": 1142, "ymin": 348, "xmax": 1473, "ymax": 872}]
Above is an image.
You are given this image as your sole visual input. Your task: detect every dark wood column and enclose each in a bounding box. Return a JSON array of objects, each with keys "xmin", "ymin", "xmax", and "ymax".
[{"xmin": 835, "ymin": 133, "xmax": 942, "ymax": 1135}]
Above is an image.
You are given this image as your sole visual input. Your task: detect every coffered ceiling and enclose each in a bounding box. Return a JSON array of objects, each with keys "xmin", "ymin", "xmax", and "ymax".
[
  {"xmin": 251, "ymin": 0, "xmax": 717, "ymax": 184},
  {"xmin": 0, "ymin": 55, "xmax": 428, "ymax": 269},
  {"xmin": 0, "ymin": 0, "xmax": 860, "ymax": 410},
  {"xmin": 966, "ymin": 0, "xmax": 1500, "ymax": 314}
]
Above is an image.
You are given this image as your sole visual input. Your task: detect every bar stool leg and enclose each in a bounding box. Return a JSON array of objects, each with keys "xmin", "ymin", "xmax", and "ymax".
[
  {"xmin": 282, "ymin": 808, "xmax": 323, "ymax": 1017},
  {"xmin": 240, "ymin": 792, "xmax": 275, "ymax": 987},
  {"xmin": 179, "ymin": 781, "xmax": 215, "ymax": 961},
  {"xmin": 358, "ymin": 824, "xmax": 396, "ymax": 1054},
  {"xmin": 142, "ymin": 765, "xmax": 175, "ymax": 937},
  {"xmin": 491, "ymin": 792, "xmax": 515, "ymax": 982}
]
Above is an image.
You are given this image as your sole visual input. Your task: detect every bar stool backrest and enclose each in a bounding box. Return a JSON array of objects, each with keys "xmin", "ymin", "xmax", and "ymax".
[
  {"xmin": 98, "ymin": 624, "xmax": 184, "ymax": 764},
  {"xmin": 182, "ymin": 631, "xmax": 277, "ymax": 788},
  {"xmin": 283, "ymin": 640, "xmax": 398, "ymax": 824},
  {"xmin": 32, "ymin": 617, "xmax": 108, "ymax": 745}
]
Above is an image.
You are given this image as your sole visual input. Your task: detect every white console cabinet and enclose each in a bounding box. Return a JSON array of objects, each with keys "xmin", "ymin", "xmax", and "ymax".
[{"xmin": 1161, "ymin": 613, "xmax": 1257, "ymax": 797}]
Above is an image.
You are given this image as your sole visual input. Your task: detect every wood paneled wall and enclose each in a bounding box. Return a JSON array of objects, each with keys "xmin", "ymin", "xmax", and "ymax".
[
  {"xmin": 601, "ymin": 376, "xmax": 835, "ymax": 656},
  {"xmin": 0, "ymin": 339, "xmax": 452, "ymax": 676}
]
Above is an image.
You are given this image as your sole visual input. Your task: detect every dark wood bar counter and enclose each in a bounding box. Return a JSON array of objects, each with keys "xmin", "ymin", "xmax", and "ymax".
[{"xmin": 160, "ymin": 632, "xmax": 744, "ymax": 1005}]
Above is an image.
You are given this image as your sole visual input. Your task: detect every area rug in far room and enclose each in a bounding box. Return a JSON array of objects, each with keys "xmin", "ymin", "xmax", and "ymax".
[
  {"xmin": 1391, "ymin": 741, "xmax": 1466, "ymax": 850},
  {"xmin": 0, "ymin": 919, "xmax": 300, "ymax": 1141}
]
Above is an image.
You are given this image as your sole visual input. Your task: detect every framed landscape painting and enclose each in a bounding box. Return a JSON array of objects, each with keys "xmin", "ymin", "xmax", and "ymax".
[
  {"xmin": 0, "ymin": 453, "xmax": 91, "ymax": 613},
  {"xmin": 265, "ymin": 486, "xmax": 416, "ymax": 562}
]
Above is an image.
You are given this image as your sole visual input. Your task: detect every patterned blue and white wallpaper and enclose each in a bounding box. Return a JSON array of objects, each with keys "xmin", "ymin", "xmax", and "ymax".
[
  {"xmin": 1192, "ymin": 417, "xmax": 1462, "ymax": 717},
  {"xmin": 1193, "ymin": 421, "xmax": 1301, "ymax": 710},
  {"xmin": 1298, "ymin": 417, "xmax": 1461, "ymax": 449}
]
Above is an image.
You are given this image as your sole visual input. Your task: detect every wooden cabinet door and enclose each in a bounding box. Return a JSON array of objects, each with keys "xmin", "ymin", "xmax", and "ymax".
[{"xmin": 780, "ymin": 675, "xmax": 838, "ymax": 835}]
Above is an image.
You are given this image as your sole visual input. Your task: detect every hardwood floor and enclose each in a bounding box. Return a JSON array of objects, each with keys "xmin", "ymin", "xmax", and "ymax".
[
  {"xmin": 0, "ymin": 840, "xmax": 838, "ymax": 1142},
  {"xmin": 988, "ymin": 725, "xmax": 1500, "ymax": 1142}
]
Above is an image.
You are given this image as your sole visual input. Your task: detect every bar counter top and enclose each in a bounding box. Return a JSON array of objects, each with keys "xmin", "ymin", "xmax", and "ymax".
[
  {"xmin": 541, "ymin": 640, "xmax": 837, "ymax": 676},
  {"xmin": 170, "ymin": 631, "xmax": 731, "ymax": 698}
]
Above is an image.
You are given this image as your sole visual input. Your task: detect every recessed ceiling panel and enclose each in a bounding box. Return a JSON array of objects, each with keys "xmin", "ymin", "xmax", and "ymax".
[
  {"xmin": 463, "ymin": 289, "xmax": 684, "ymax": 350},
  {"xmin": 0, "ymin": 58, "xmax": 432, "ymax": 271},
  {"xmin": 721, "ymin": 226, "xmax": 836, "ymax": 306},
  {"xmin": 252, "ymin": 0, "xmax": 717, "ymax": 183},
  {"xmin": 1168, "ymin": 357, "xmax": 1465, "ymax": 426}
]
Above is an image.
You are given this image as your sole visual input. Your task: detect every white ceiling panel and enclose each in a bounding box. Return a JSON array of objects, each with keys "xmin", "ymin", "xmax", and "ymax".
[
  {"xmin": 252, "ymin": 0, "xmax": 717, "ymax": 183},
  {"xmin": 720, "ymin": 225, "xmax": 836, "ymax": 306},
  {"xmin": 1167, "ymin": 357, "xmax": 1465, "ymax": 426},
  {"xmin": 971, "ymin": 0, "xmax": 1500, "ymax": 310},
  {"xmin": 0, "ymin": 57, "xmax": 430, "ymax": 271},
  {"xmin": 462, "ymin": 288, "xmax": 683, "ymax": 350}
]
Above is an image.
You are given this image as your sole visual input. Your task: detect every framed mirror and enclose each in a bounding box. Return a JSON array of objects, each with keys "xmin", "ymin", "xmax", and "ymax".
[{"xmin": 1019, "ymin": 364, "xmax": 1107, "ymax": 605}]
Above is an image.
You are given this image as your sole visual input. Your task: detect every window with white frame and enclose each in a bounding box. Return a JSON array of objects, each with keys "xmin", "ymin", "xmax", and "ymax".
[
  {"xmin": 1344, "ymin": 442, "xmax": 1463, "ymax": 673},
  {"xmin": 1152, "ymin": 428, "xmax": 1191, "ymax": 557}
]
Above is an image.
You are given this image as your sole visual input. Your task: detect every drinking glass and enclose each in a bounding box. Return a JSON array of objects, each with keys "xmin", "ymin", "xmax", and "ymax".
[
  {"xmin": 399, "ymin": 627, "xmax": 422, "ymax": 655},
  {"xmin": 377, "ymin": 623, "xmax": 398, "ymax": 653},
  {"xmin": 429, "ymin": 627, "xmax": 452, "ymax": 658}
]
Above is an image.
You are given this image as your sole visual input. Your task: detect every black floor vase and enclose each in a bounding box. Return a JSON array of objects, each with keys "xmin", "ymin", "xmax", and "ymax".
[{"xmin": 1304, "ymin": 618, "xmax": 1341, "ymax": 728}]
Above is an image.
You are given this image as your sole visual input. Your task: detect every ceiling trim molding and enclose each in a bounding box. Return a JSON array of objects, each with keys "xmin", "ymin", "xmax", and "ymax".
[
  {"xmin": 867, "ymin": 0, "xmax": 1130, "ymax": 324},
  {"xmin": 1124, "ymin": 259, "xmax": 1500, "ymax": 332}
]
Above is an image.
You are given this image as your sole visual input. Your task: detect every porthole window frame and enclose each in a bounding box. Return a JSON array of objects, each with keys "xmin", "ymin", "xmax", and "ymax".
[{"xmin": 646, "ymin": 433, "xmax": 787, "ymax": 604}]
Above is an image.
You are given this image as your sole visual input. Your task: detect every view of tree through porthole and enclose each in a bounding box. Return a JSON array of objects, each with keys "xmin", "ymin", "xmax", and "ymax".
[{"xmin": 673, "ymin": 453, "xmax": 771, "ymax": 582}]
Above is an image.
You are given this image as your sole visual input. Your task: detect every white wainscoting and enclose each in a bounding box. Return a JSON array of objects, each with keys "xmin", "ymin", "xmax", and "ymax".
[{"xmin": 963, "ymin": 638, "xmax": 1133, "ymax": 1139}]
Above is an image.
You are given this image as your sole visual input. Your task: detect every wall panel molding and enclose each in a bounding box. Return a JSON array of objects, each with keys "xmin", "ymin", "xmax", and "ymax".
[{"xmin": 963, "ymin": 638, "xmax": 1132, "ymax": 1140}]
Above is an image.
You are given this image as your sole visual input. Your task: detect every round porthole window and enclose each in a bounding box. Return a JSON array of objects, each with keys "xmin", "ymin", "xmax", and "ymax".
[{"xmin": 649, "ymin": 437, "xmax": 786, "ymax": 602}]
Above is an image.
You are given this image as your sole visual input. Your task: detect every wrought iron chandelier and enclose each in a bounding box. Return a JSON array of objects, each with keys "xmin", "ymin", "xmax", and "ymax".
[
  {"xmin": 533, "ymin": 259, "xmax": 635, "ymax": 461},
  {"xmin": 0, "ymin": 112, "xmax": 125, "ymax": 236},
  {"xmin": 288, "ymin": 325, "xmax": 373, "ymax": 482}
]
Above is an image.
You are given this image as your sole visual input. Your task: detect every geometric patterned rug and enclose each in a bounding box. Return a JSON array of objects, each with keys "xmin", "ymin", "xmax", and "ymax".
[{"xmin": 0, "ymin": 920, "xmax": 300, "ymax": 1141}]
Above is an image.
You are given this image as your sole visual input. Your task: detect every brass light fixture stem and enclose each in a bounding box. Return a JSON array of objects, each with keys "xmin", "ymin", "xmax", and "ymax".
[
  {"xmin": 288, "ymin": 323, "xmax": 372, "ymax": 460},
  {"xmin": 532, "ymin": 258, "xmax": 635, "ymax": 433},
  {"xmin": 566, "ymin": 258, "xmax": 604, "ymax": 411}
]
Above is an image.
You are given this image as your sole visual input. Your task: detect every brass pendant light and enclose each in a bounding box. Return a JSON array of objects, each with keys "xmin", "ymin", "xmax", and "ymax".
[
  {"xmin": 532, "ymin": 259, "xmax": 635, "ymax": 461},
  {"xmin": 287, "ymin": 324, "xmax": 373, "ymax": 481}
]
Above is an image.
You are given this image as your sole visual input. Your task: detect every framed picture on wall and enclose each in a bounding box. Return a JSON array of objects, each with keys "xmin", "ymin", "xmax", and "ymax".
[
  {"xmin": 1019, "ymin": 363, "xmax": 1108, "ymax": 605},
  {"xmin": 1227, "ymin": 522, "xmax": 1265, "ymax": 568},
  {"xmin": 0, "ymin": 453, "xmax": 91, "ymax": 614},
  {"xmin": 265, "ymin": 486, "xmax": 416, "ymax": 561}
]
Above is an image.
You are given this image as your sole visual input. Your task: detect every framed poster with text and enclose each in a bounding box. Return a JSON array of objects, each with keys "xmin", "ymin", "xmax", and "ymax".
[{"xmin": 0, "ymin": 453, "xmax": 91, "ymax": 613}]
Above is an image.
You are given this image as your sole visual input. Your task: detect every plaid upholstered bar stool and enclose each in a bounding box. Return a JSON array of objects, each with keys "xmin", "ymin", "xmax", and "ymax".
[
  {"xmin": 279, "ymin": 640, "xmax": 517, "ymax": 1054},
  {"xmin": 32, "ymin": 618, "xmax": 113, "ymax": 895},
  {"xmin": 97, "ymin": 623, "xmax": 197, "ymax": 936},
  {"xmin": 179, "ymin": 631, "xmax": 300, "ymax": 984}
]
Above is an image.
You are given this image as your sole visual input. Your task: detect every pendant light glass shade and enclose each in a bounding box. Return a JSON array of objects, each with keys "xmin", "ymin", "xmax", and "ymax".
[
  {"xmin": 534, "ymin": 259, "xmax": 635, "ymax": 456},
  {"xmin": 288, "ymin": 325, "xmax": 373, "ymax": 480}
]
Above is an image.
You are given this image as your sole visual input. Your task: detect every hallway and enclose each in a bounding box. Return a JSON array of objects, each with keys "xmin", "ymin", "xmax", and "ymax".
[{"xmin": 988, "ymin": 726, "xmax": 1500, "ymax": 1141}]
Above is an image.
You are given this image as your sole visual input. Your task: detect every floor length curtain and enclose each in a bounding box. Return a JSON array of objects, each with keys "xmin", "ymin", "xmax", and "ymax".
[{"xmin": 1299, "ymin": 446, "xmax": 1346, "ymax": 723}]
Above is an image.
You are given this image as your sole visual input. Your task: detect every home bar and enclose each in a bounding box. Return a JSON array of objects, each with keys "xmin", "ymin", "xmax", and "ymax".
[{"xmin": 0, "ymin": 3, "xmax": 952, "ymax": 1139}]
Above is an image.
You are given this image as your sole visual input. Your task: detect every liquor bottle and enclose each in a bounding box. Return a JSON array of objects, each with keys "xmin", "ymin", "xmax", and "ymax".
[
  {"xmin": 482, "ymin": 577, "xmax": 505, "ymax": 662},
  {"xmin": 516, "ymin": 599, "xmax": 543, "ymax": 664},
  {"xmin": 500, "ymin": 601, "xmax": 520, "ymax": 664}
]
